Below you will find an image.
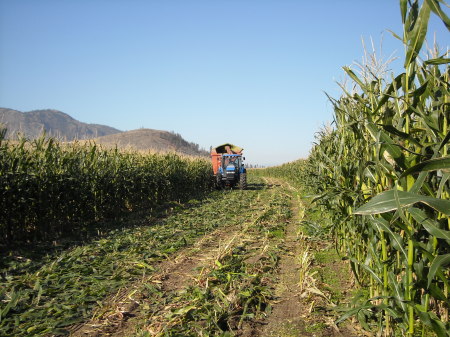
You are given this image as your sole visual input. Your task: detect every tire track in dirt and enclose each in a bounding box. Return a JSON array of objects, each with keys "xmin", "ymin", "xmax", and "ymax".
[
  {"xmin": 250, "ymin": 179, "xmax": 361, "ymax": 337},
  {"xmin": 141, "ymin": 178, "xmax": 290, "ymax": 336},
  {"xmin": 233, "ymin": 178, "xmax": 308, "ymax": 336},
  {"xmin": 108, "ymin": 228, "xmax": 249, "ymax": 336},
  {"xmin": 70, "ymin": 227, "xmax": 249, "ymax": 337},
  {"xmin": 69, "ymin": 182, "xmax": 272, "ymax": 336},
  {"xmin": 252, "ymin": 183, "xmax": 307, "ymax": 336}
]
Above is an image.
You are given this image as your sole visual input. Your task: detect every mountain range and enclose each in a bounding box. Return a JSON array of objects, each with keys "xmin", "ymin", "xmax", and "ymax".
[{"xmin": 0, "ymin": 108, "xmax": 208, "ymax": 157}]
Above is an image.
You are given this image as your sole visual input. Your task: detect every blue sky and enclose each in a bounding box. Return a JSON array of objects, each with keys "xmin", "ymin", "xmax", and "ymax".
[{"xmin": 0, "ymin": 1, "xmax": 448, "ymax": 166}]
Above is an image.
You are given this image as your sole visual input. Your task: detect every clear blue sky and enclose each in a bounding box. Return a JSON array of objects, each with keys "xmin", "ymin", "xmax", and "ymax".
[{"xmin": 0, "ymin": 1, "xmax": 448, "ymax": 166}]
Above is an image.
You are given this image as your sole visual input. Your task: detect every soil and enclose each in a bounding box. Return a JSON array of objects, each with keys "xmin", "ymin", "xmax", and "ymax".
[{"xmin": 241, "ymin": 206, "xmax": 307, "ymax": 337}]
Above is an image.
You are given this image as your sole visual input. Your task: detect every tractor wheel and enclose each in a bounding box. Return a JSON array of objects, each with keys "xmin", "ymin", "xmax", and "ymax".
[{"xmin": 239, "ymin": 173, "xmax": 247, "ymax": 190}]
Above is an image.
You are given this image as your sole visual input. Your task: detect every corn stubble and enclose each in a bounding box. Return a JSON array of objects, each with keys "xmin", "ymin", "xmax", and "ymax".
[{"xmin": 139, "ymin": 180, "xmax": 291, "ymax": 336}]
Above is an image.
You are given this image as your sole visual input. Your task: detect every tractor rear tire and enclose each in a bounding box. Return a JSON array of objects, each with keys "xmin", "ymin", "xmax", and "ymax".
[{"xmin": 239, "ymin": 173, "xmax": 247, "ymax": 190}]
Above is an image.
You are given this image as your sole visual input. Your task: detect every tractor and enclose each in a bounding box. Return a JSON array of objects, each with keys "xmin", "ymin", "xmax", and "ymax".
[{"xmin": 211, "ymin": 143, "xmax": 247, "ymax": 190}]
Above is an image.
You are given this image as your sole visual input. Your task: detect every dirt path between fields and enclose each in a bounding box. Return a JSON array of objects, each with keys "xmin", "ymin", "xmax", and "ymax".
[
  {"xmin": 249, "ymin": 192, "xmax": 308, "ymax": 336},
  {"xmin": 246, "ymin": 180, "xmax": 362, "ymax": 337}
]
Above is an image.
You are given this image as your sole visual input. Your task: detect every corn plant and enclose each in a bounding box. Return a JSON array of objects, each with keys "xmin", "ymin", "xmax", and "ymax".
[
  {"xmin": 307, "ymin": 1, "xmax": 449, "ymax": 335},
  {"xmin": 261, "ymin": 1, "xmax": 449, "ymax": 335},
  {"xmin": 0, "ymin": 134, "xmax": 213, "ymax": 243}
]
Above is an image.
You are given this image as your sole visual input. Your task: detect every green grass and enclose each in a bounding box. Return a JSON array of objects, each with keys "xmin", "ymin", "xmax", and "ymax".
[
  {"xmin": 305, "ymin": 322, "xmax": 327, "ymax": 333},
  {"xmin": 313, "ymin": 249, "xmax": 346, "ymax": 303}
]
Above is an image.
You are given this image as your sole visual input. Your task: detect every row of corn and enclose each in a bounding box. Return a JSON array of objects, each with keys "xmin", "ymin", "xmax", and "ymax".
[
  {"xmin": 263, "ymin": 1, "xmax": 449, "ymax": 336},
  {"xmin": 252, "ymin": 160, "xmax": 307, "ymax": 190},
  {"xmin": 0, "ymin": 131, "xmax": 213, "ymax": 243}
]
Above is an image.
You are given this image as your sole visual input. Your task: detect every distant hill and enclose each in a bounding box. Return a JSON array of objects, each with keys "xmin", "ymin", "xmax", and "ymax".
[
  {"xmin": 88, "ymin": 129, "xmax": 209, "ymax": 157},
  {"xmin": 0, "ymin": 108, "xmax": 121, "ymax": 140},
  {"xmin": 0, "ymin": 108, "xmax": 208, "ymax": 157}
]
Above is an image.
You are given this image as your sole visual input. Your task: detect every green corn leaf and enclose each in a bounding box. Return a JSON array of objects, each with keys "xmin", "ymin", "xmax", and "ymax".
[
  {"xmin": 132, "ymin": 261, "xmax": 155, "ymax": 270},
  {"xmin": 424, "ymin": 57, "xmax": 450, "ymax": 65},
  {"xmin": 0, "ymin": 291, "xmax": 20, "ymax": 321},
  {"xmin": 400, "ymin": 156, "xmax": 450, "ymax": 178},
  {"xmin": 335, "ymin": 304, "xmax": 374, "ymax": 324},
  {"xmin": 410, "ymin": 171, "xmax": 427, "ymax": 194},
  {"xmin": 393, "ymin": 185, "xmax": 410, "ymax": 225},
  {"xmin": 354, "ymin": 189, "xmax": 450, "ymax": 216},
  {"xmin": 437, "ymin": 172, "xmax": 450, "ymax": 198},
  {"xmin": 389, "ymin": 272, "xmax": 408, "ymax": 312},
  {"xmin": 374, "ymin": 73, "xmax": 404, "ymax": 113},
  {"xmin": 348, "ymin": 257, "xmax": 383, "ymax": 285},
  {"xmin": 357, "ymin": 309, "xmax": 371, "ymax": 331},
  {"xmin": 170, "ymin": 305, "xmax": 198, "ymax": 317},
  {"xmin": 408, "ymin": 207, "xmax": 450, "ymax": 242},
  {"xmin": 428, "ymin": 254, "xmax": 450, "ymax": 288},
  {"xmin": 387, "ymin": 29, "xmax": 404, "ymax": 42},
  {"xmin": 366, "ymin": 122, "xmax": 406, "ymax": 169},
  {"xmin": 405, "ymin": 0, "xmax": 419, "ymax": 35},
  {"xmin": 370, "ymin": 217, "xmax": 407, "ymax": 258},
  {"xmin": 342, "ymin": 67, "xmax": 366, "ymax": 91},
  {"xmin": 438, "ymin": 130, "xmax": 450, "ymax": 152},
  {"xmin": 380, "ymin": 124, "xmax": 422, "ymax": 148},
  {"xmin": 429, "ymin": 283, "xmax": 450, "ymax": 303},
  {"xmin": 425, "ymin": 0, "xmax": 450, "ymax": 31},
  {"xmin": 400, "ymin": 0, "xmax": 408, "ymax": 24},
  {"xmin": 411, "ymin": 78, "xmax": 430, "ymax": 97},
  {"xmin": 337, "ymin": 302, "xmax": 401, "ymax": 325},
  {"xmin": 412, "ymin": 105, "xmax": 441, "ymax": 132},
  {"xmin": 415, "ymin": 308, "xmax": 449, "ymax": 337},
  {"xmin": 404, "ymin": 0, "xmax": 431, "ymax": 67}
]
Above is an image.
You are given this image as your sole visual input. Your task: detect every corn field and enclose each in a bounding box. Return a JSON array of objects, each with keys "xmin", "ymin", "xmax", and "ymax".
[
  {"xmin": 253, "ymin": 160, "xmax": 307, "ymax": 190},
  {"xmin": 263, "ymin": 1, "xmax": 450, "ymax": 336},
  {"xmin": 0, "ymin": 130, "xmax": 213, "ymax": 243}
]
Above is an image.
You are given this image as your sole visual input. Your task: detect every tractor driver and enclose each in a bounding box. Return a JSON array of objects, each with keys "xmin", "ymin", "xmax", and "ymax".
[{"xmin": 224, "ymin": 156, "xmax": 236, "ymax": 168}]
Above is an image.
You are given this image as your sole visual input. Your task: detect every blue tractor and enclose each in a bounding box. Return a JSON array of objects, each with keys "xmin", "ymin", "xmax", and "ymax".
[{"xmin": 211, "ymin": 144, "xmax": 247, "ymax": 190}]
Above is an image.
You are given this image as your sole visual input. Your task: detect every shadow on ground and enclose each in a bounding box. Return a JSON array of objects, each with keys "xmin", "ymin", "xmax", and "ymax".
[{"xmin": 245, "ymin": 183, "xmax": 267, "ymax": 190}]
